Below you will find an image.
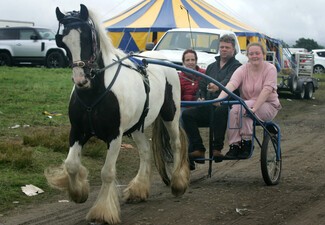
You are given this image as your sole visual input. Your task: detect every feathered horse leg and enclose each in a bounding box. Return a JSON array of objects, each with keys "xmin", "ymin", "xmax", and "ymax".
[
  {"xmin": 123, "ymin": 131, "xmax": 152, "ymax": 202},
  {"xmin": 86, "ymin": 137, "xmax": 122, "ymax": 224},
  {"xmin": 45, "ymin": 142, "xmax": 90, "ymax": 203}
]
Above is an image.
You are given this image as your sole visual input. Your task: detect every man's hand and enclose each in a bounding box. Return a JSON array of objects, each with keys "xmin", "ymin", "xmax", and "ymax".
[
  {"xmin": 207, "ymin": 83, "xmax": 219, "ymax": 93},
  {"xmin": 213, "ymin": 98, "xmax": 221, "ymax": 106}
]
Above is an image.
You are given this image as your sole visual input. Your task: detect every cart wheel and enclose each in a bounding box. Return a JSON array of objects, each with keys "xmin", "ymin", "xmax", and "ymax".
[{"xmin": 261, "ymin": 132, "xmax": 282, "ymax": 185}]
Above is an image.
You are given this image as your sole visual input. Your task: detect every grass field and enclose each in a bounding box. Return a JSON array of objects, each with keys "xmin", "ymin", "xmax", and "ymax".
[
  {"xmin": 0, "ymin": 67, "xmax": 139, "ymax": 213},
  {"xmin": 0, "ymin": 66, "xmax": 323, "ymax": 214}
]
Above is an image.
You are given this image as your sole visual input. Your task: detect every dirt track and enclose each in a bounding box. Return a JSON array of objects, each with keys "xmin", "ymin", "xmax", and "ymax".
[{"xmin": 1, "ymin": 91, "xmax": 325, "ymax": 225}]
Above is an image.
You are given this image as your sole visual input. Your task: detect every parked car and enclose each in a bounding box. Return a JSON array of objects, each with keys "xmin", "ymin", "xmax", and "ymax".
[
  {"xmin": 0, "ymin": 26, "xmax": 68, "ymax": 68},
  {"xmin": 145, "ymin": 28, "xmax": 248, "ymax": 69},
  {"xmin": 310, "ymin": 49, "xmax": 325, "ymax": 74}
]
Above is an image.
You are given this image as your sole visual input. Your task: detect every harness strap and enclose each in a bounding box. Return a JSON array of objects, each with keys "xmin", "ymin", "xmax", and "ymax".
[
  {"xmin": 124, "ymin": 72, "xmax": 150, "ymax": 136},
  {"xmin": 92, "ymin": 54, "xmax": 134, "ymax": 75},
  {"xmin": 75, "ymin": 56, "xmax": 123, "ymax": 136},
  {"xmin": 75, "ymin": 54, "xmax": 150, "ymax": 137}
]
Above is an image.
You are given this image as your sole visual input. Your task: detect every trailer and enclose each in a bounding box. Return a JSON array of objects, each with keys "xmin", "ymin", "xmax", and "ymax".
[{"xmin": 267, "ymin": 50, "xmax": 319, "ymax": 99}]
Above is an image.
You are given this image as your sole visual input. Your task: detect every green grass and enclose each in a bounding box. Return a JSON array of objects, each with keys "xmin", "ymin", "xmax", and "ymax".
[
  {"xmin": 313, "ymin": 73, "xmax": 325, "ymax": 82},
  {"xmin": 0, "ymin": 67, "xmax": 71, "ymax": 212},
  {"xmin": 0, "ymin": 67, "xmax": 71, "ymax": 136},
  {"xmin": 0, "ymin": 67, "xmax": 139, "ymax": 213}
]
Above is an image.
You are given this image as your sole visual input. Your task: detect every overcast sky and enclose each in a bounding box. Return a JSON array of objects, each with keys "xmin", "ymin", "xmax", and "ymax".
[{"xmin": 0, "ymin": 0, "xmax": 323, "ymax": 46}]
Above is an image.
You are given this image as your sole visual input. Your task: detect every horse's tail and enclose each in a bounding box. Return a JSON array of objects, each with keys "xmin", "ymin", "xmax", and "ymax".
[{"xmin": 151, "ymin": 116, "xmax": 188, "ymax": 186}]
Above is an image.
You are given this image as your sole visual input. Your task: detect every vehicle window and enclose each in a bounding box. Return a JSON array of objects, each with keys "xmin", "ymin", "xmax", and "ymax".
[
  {"xmin": 0, "ymin": 29, "xmax": 18, "ymax": 40},
  {"xmin": 317, "ymin": 51, "xmax": 325, "ymax": 57},
  {"xmin": 36, "ymin": 28, "xmax": 55, "ymax": 40},
  {"xmin": 19, "ymin": 29, "xmax": 36, "ymax": 40},
  {"xmin": 155, "ymin": 32, "xmax": 180, "ymax": 50},
  {"xmin": 155, "ymin": 31, "xmax": 220, "ymax": 52}
]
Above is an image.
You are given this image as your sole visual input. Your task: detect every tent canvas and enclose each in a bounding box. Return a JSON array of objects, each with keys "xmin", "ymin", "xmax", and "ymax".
[{"xmin": 103, "ymin": 0, "xmax": 282, "ymax": 67}]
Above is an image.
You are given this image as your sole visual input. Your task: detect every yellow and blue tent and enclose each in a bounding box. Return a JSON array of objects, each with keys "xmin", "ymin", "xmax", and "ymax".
[{"xmin": 103, "ymin": 0, "xmax": 282, "ymax": 67}]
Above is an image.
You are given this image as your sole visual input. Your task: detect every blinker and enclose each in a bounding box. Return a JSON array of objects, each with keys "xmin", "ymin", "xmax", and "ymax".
[{"xmin": 55, "ymin": 34, "xmax": 64, "ymax": 48}]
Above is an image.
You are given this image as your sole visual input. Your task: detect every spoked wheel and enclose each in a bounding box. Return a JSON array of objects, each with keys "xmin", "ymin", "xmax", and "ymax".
[
  {"xmin": 46, "ymin": 51, "xmax": 66, "ymax": 68},
  {"xmin": 0, "ymin": 52, "xmax": 12, "ymax": 66},
  {"xmin": 260, "ymin": 131, "xmax": 282, "ymax": 185},
  {"xmin": 313, "ymin": 65, "xmax": 324, "ymax": 74}
]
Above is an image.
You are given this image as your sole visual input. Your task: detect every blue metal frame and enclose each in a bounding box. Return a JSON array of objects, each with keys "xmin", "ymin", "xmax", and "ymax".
[{"xmin": 142, "ymin": 58, "xmax": 281, "ymax": 176}]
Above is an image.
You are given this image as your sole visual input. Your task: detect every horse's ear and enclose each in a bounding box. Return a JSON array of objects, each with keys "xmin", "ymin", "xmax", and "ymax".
[
  {"xmin": 79, "ymin": 4, "xmax": 89, "ymax": 21},
  {"xmin": 56, "ymin": 7, "xmax": 65, "ymax": 22}
]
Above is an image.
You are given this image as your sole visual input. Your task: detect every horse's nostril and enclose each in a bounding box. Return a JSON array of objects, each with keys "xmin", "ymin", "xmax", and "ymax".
[{"xmin": 74, "ymin": 78, "xmax": 89, "ymax": 88}]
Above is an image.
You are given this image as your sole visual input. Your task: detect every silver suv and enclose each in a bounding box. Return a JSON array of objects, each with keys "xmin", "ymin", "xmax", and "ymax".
[
  {"xmin": 0, "ymin": 26, "xmax": 68, "ymax": 68},
  {"xmin": 310, "ymin": 49, "xmax": 325, "ymax": 74}
]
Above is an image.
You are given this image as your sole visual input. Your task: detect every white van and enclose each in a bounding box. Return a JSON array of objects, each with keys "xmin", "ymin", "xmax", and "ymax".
[{"xmin": 146, "ymin": 28, "xmax": 248, "ymax": 69}]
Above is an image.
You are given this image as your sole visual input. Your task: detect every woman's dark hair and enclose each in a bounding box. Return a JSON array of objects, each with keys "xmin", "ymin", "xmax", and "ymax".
[{"xmin": 182, "ymin": 49, "xmax": 198, "ymax": 62}]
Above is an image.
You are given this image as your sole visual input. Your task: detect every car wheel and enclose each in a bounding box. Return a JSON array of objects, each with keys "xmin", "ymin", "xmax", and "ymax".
[
  {"xmin": 0, "ymin": 52, "xmax": 12, "ymax": 66},
  {"xmin": 313, "ymin": 65, "xmax": 324, "ymax": 74},
  {"xmin": 46, "ymin": 51, "xmax": 66, "ymax": 68},
  {"xmin": 304, "ymin": 83, "xmax": 313, "ymax": 99}
]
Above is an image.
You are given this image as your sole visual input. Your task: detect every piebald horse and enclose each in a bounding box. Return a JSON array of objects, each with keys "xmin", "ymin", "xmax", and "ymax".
[{"xmin": 45, "ymin": 4, "xmax": 189, "ymax": 224}]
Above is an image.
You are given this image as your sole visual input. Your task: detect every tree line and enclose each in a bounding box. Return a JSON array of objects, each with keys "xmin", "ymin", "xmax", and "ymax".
[{"xmin": 282, "ymin": 38, "xmax": 324, "ymax": 51}]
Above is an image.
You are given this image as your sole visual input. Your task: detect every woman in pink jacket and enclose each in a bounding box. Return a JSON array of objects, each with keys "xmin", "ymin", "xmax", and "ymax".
[{"xmin": 215, "ymin": 42, "xmax": 282, "ymax": 159}]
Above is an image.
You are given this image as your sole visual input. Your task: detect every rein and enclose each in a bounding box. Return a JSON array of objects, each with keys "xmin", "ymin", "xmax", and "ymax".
[
  {"xmin": 72, "ymin": 53, "xmax": 141, "ymax": 78},
  {"xmin": 74, "ymin": 56, "xmax": 123, "ymax": 136},
  {"xmin": 59, "ymin": 11, "xmax": 151, "ymax": 137},
  {"xmin": 74, "ymin": 54, "xmax": 150, "ymax": 137}
]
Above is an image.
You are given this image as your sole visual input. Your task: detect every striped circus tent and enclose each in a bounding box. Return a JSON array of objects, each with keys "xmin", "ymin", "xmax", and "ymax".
[{"xmin": 104, "ymin": 0, "xmax": 281, "ymax": 60}]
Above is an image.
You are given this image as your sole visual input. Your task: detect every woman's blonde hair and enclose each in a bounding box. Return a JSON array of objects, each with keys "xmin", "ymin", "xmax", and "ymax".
[{"xmin": 246, "ymin": 42, "xmax": 266, "ymax": 55}]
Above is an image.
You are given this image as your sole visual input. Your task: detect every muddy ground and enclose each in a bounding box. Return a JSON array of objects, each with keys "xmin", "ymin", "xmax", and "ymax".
[{"xmin": 1, "ymin": 90, "xmax": 325, "ymax": 225}]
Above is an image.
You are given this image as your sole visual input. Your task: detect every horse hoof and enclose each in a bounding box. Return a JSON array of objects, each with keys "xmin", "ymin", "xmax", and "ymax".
[{"xmin": 88, "ymin": 221, "xmax": 107, "ymax": 225}]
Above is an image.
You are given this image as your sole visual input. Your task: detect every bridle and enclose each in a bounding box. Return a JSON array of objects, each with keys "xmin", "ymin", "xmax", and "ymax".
[
  {"xmin": 56, "ymin": 10, "xmax": 101, "ymax": 78},
  {"xmin": 56, "ymin": 9, "xmax": 151, "ymax": 136},
  {"xmin": 55, "ymin": 10, "xmax": 148, "ymax": 78}
]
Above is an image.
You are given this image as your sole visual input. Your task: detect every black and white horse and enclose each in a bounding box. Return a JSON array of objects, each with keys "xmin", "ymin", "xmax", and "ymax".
[{"xmin": 45, "ymin": 4, "xmax": 189, "ymax": 224}]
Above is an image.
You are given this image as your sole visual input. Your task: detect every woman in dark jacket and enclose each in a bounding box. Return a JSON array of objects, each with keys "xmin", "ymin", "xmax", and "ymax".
[{"xmin": 179, "ymin": 49, "xmax": 206, "ymax": 102}]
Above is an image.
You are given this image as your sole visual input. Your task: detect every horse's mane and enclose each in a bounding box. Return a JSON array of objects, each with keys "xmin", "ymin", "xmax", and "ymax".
[
  {"xmin": 87, "ymin": 9, "xmax": 126, "ymax": 62},
  {"xmin": 87, "ymin": 9, "xmax": 168, "ymax": 67}
]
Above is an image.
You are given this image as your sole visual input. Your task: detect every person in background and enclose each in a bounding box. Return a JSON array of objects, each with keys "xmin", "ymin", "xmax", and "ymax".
[
  {"xmin": 179, "ymin": 49, "xmax": 205, "ymax": 126},
  {"xmin": 179, "ymin": 49, "xmax": 205, "ymax": 102},
  {"xmin": 182, "ymin": 35, "xmax": 241, "ymax": 169},
  {"xmin": 214, "ymin": 42, "xmax": 282, "ymax": 159}
]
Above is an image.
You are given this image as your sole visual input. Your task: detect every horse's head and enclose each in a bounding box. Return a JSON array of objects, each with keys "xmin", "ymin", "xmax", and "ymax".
[{"xmin": 56, "ymin": 4, "xmax": 100, "ymax": 89}]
